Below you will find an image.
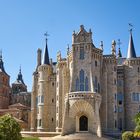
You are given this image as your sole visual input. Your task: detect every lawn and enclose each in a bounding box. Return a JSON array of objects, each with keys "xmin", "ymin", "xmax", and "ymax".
[{"xmin": 22, "ymin": 137, "xmax": 40, "ymax": 140}]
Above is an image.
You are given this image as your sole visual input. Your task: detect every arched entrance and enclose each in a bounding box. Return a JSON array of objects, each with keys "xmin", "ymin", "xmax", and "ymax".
[{"xmin": 79, "ymin": 115, "xmax": 88, "ymax": 131}]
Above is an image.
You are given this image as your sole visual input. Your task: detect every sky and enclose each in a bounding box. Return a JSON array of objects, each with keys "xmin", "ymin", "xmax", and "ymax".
[{"xmin": 0, "ymin": 0, "xmax": 140, "ymax": 91}]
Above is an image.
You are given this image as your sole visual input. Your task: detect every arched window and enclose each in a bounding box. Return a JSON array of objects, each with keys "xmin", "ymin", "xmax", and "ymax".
[
  {"xmin": 80, "ymin": 69, "xmax": 85, "ymax": 91},
  {"xmin": 85, "ymin": 77, "xmax": 88, "ymax": 91},
  {"xmin": 75, "ymin": 78, "xmax": 79, "ymax": 91}
]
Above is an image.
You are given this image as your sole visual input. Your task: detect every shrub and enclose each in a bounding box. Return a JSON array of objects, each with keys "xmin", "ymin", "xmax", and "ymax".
[
  {"xmin": 134, "ymin": 131, "xmax": 140, "ymax": 138},
  {"xmin": 122, "ymin": 131, "xmax": 134, "ymax": 140},
  {"xmin": 0, "ymin": 114, "xmax": 22, "ymax": 140},
  {"xmin": 135, "ymin": 125, "xmax": 140, "ymax": 132}
]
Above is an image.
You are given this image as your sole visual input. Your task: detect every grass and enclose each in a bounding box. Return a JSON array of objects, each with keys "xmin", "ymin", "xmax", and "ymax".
[{"xmin": 22, "ymin": 137, "xmax": 40, "ymax": 140}]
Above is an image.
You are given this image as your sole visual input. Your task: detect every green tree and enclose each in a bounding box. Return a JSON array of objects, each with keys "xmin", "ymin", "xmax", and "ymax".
[
  {"xmin": 134, "ymin": 112, "xmax": 140, "ymax": 127},
  {"xmin": 0, "ymin": 114, "xmax": 22, "ymax": 140}
]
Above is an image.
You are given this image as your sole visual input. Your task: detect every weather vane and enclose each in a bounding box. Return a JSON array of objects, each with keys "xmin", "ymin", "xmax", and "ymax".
[
  {"xmin": 44, "ymin": 32, "xmax": 49, "ymax": 41},
  {"xmin": 128, "ymin": 23, "xmax": 133, "ymax": 33}
]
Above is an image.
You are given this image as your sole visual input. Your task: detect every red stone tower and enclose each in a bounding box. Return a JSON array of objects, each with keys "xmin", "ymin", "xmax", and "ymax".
[{"xmin": 0, "ymin": 52, "xmax": 10, "ymax": 109}]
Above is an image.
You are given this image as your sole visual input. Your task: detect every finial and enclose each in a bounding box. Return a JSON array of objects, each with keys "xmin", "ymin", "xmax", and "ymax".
[
  {"xmin": 117, "ymin": 39, "xmax": 122, "ymax": 57},
  {"xmin": 19, "ymin": 65, "xmax": 21, "ymax": 73},
  {"xmin": 67, "ymin": 44, "xmax": 70, "ymax": 55},
  {"xmin": 128, "ymin": 23, "xmax": 133, "ymax": 34},
  {"xmin": 111, "ymin": 40, "xmax": 116, "ymax": 55},
  {"xmin": 80, "ymin": 25, "xmax": 84, "ymax": 30},
  {"xmin": 100, "ymin": 41, "xmax": 103, "ymax": 51},
  {"xmin": 44, "ymin": 32, "xmax": 49, "ymax": 42},
  {"xmin": 0, "ymin": 49, "xmax": 2, "ymax": 59}
]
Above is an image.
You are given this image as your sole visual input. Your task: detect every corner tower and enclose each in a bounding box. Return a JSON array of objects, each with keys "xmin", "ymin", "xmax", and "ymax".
[{"xmin": 36, "ymin": 36, "xmax": 56, "ymax": 132}]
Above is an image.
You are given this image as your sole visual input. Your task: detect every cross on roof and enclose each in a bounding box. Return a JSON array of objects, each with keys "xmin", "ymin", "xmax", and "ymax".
[
  {"xmin": 128, "ymin": 23, "xmax": 133, "ymax": 33},
  {"xmin": 44, "ymin": 32, "xmax": 49, "ymax": 41},
  {"xmin": 117, "ymin": 39, "xmax": 122, "ymax": 48}
]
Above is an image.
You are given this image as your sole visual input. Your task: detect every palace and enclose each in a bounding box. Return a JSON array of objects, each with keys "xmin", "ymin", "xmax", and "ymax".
[{"xmin": 31, "ymin": 25, "xmax": 140, "ymax": 137}]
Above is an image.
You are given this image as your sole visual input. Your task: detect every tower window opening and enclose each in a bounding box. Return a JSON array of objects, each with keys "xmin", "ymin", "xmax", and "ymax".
[
  {"xmin": 80, "ymin": 47, "xmax": 84, "ymax": 60},
  {"xmin": 138, "ymin": 67, "xmax": 140, "ymax": 73},
  {"xmin": 95, "ymin": 61, "xmax": 97, "ymax": 67}
]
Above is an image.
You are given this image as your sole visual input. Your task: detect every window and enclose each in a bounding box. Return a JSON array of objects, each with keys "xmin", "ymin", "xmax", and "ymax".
[
  {"xmin": 52, "ymin": 99, "xmax": 54, "ymax": 103},
  {"xmin": 38, "ymin": 119, "xmax": 42, "ymax": 126},
  {"xmin": 114, "ymin": 79, "xmax": 116, "ymax": 85},
  {"xmin": 80, "ymin": 47, "xmax": 84, "ymax": 60},
  {"xmin": 98, "ymin": 83, "xmax": 100, "ymax": 93},
  {"xmin": 117, "ymin": 93, "xmax": 123, "ymax": 105},
  {"xmin": 118, "ymin": 80, "xmax": 123, "ymax": 87},
  {"xmin": 52, "ymin": 82, "xmax": 54, "ymax": 86},
  {"xmin": 41, "ymin": 95, "xmax": 44, "ymax": 103},
  {"xmin": 80, "ymin": 69, "xmax": 85, "ymax": 91},
  {"xmin": 93, "ymin": 76, "xmax": 98, "ymax": 92},
  {"xmin": 132, "ymin": 93, "xmax": 139, "ymax": 102},
  {"xmin": 138, "ymin": 67, "xmax": 140, "ymax": 73},
  {"xmin": 52, "ymin": 118, "xmax": 54, "ymax": 122},
  {"xmin": 85, "ymin": 77, "xmax": 88, "ymax": 91},
  {"xmin": 95, "ymin": 61, "xmax": 97, "ymax": 67},
  {"xmin": 75, "ymin": 78, "xmax": 79, "ymax": 91}
]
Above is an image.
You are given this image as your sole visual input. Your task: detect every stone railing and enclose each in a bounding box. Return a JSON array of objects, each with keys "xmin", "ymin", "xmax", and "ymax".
[{"xmin": 68, "ymin": 91, "xmax": 101, "ymax": 100}]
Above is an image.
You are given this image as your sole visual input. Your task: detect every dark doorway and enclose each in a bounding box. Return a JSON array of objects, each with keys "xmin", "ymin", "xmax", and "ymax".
[{"xmin": 79, "ymin": 115, "xmax": 88, "ymax": 131}]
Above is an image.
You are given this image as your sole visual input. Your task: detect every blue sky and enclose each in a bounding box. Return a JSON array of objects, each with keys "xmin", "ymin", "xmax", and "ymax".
[{"xmin": 0, "ymin": 0, "xmax": 140, "ymax": 91}]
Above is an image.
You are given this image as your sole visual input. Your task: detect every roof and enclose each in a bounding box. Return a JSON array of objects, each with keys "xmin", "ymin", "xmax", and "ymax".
[
  {"xmin": 42, "ymin": 39, "xmax": 50, "ymax": 65},
  {"xmin": 127, "ymin": 32, "xmax": 136, "ymax": 59}
]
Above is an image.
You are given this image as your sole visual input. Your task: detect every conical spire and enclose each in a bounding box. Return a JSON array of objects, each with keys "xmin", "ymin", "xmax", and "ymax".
[
  {"xmin": 127, "ymin": 30, "xmax": 136, "ymax": 59},
  {"xmin": 42, "ymin": 33, "xmax": 50, "ymax": 65},
  {"xmin": 118, "ymin": 47, "xmax": 122, "ymax": 58},
  {"xmin": 0, "ymin": 50, "xmax": 8, "ymax": 75},
  {"xmin": 17, "ymin": 66, "xmax": 25, "ymax": 84}
]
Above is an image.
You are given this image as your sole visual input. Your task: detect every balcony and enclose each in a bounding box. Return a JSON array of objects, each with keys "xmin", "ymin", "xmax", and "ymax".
[{"xmin": 68, "ymin": 91, "xmax": 101, "ymax": 100}]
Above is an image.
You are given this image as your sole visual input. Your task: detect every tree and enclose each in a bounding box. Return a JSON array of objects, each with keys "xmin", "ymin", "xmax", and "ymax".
[
  {"xmin": 0, "ymin": 114, "xmax": 22, "ymax": 140},
  {"xmin": 134, "ymin": 112, "xmax": 140, "ymax": 127}
]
